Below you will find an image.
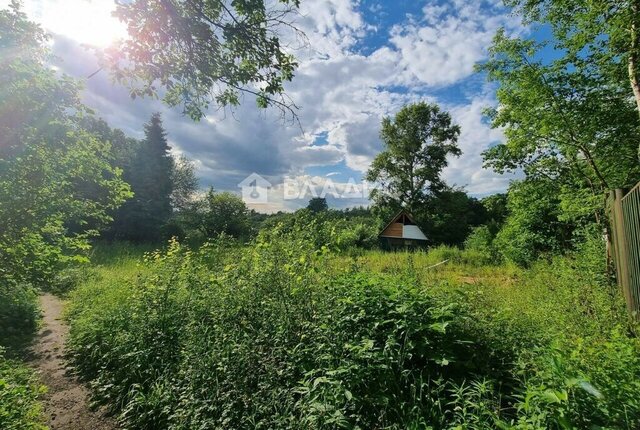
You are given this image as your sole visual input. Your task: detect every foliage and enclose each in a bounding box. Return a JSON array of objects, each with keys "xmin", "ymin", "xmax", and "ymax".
[
  {"xmin": 0, "ymin": 349, "xmax": 46, "ymax": 430},
  {"xmin": 0, "ymin": 7, "xmax": 131, "ymax": 426},
  {"xmin": 0, "ymin": 2, "xmax": 131, "ymax": 290},
  {"xmin": 307, "ymin": 197, "xmax": 328, "ymax": 213},
  {"xmin": 503, "ymin": 0, "xmax": 640, "ymax": 125},
  {"xmin": 107, "ymin": 0, "xmax": 302, "ymax": 120},
  {"xmin": 480, "ymin": 193, "xmax": 508, "ymax": 236},
  {"xmin": 258, "ymin": 209, "xmax": 381, "ymax": 252},
  {"xmin": 425, "ymin": 189, "xmax": 486, "ymax": 246},
  {"xmin": 181, "ymin": 188, "xmax": 251, "ymax": 241},
  {"xmin": 366, "ymin": 102, "xmax": 461, "ymax": 218},
  {"xmin": 0, "ymin": 1, "xmax": 82, "ymax": 159},
  {"xmin": 0, "ymin": 128, "xmax": 131, "ymax": 288},
  {"xmin": 67, "ymin": 238, "xmax": 511, "ymax": 429},
  {"xmin": 478, "ymin": 5, "xmax": 640, "ymax": 236},
  {"xmin": 464, "ymin": 226, "xmax": 499, "ymax": 264},
  {"xmin": 364, "ymin": 102, "xmax": 489, "ymax": 246},
  {"xmin": 494, "ymin": 179, "xmax": 573, "ymax": 266},
  {"xmin": 0, "ymin": 285, "xmax": 39, "ymax": 350},
  {"xmin": 170, "ymin": 155, "xmax": 199, "ymax": 213},
  {"xmin": 67, "ymin": 231, "xmax": 640, "ymax": 429},
  {"xmin": 109, "ymin": 113, "xmax": 174, "ymax": 242}
]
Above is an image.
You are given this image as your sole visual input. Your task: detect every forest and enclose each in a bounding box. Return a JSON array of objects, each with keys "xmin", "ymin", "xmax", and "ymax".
[{"xmin": 1, "ymin": 0, "xmax": 640, "ymax": 429}]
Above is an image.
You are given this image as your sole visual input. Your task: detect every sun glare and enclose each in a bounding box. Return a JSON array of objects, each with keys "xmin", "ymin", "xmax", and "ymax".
[{"xmin": 10, "ymin": 0, "xmax": 127, "ymax": 47}]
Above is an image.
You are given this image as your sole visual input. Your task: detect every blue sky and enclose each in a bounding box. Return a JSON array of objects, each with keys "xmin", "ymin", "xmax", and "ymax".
[{"xmin": 2, "ymin": 0, "xmax": 527, "ymax": 212}]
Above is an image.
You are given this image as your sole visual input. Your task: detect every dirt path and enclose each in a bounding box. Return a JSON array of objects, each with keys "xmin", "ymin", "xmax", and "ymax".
[{"xmin": 30, "ymin": 294, "xmax": 117, "ymax": 430}]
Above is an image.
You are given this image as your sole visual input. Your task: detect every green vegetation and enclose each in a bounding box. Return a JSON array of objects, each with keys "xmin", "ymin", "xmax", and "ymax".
[
  {"xmin": 66, "ymin": 232, "xmax": 639, "ymax": 429},
  {"xmin": 2, "ymin": 0, "xmax": 640, "ymax": 428},
  {"xmin": 0, "ymin": 349, "xmax": 46, "ymax": 430},
  {"xmin": 107, "ymin": 0, "xmax": 302, "ymax": 120}
]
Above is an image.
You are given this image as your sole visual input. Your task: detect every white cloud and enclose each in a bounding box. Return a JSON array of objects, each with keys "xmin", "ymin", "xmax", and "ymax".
[
  {"xmin": 443, "ymin": 95, "xmax": 519, "ymax": 195},
  {"xmin": 390, "ymin": 0, "xmax": 521, "ymax": 87},
  {"xmin": 3, "ymin": 0, "xmax": 522, "ymax": 211}
]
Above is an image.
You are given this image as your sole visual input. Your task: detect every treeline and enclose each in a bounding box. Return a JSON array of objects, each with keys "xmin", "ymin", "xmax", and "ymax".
[{"xmin": 466, "ymin": 0, "xmax": 640, "ymax": 266}]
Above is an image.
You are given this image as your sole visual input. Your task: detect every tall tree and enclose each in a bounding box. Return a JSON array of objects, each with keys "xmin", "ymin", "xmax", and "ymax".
[
  {"xmin": 479, "ymin": 29, "xmax": 640, "ymax": 225},
  {"xmin": 111, "ymin": 113, "xmax": 174, "ymax": 242},
  {"xmin": 505, "ymin": 0, "xmax": 640, "ymax": 125},
  {"xmin": 106, "ymin": 0, "xmax": 303, "ymax": 120},
  {"xmin": 0, "ymin": 2, "xmax": 131, "ymax": 287},
  {"xmin": 366, "ymin": 102, "xmax": 461, "ymax": 220}
]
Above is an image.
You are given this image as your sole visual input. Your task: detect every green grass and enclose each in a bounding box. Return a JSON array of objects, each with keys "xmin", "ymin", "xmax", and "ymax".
[
  {"xmin": 0, "ymin": 350, "xmax": 46, "ymax": 430},
  {"xmin": 65, "ymin": 237, "xmax": 640, "ymax": 429}
]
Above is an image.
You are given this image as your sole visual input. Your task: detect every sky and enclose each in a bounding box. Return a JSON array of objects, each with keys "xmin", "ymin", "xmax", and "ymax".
[{"xmin": 2, "ymin": 0, "xmax": 526, "ymax": 212}]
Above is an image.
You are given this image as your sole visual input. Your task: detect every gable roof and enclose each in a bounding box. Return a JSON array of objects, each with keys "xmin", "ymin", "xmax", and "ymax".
[{"xmin": 378, "ymin": 210, "xmax": 428, "ymax": 241}]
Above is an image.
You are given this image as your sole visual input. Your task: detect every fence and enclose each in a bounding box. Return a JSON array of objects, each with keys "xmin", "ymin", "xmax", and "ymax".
[{"xmin": 608, "ymin": 185, "xmax": 640, "ymax": 319}]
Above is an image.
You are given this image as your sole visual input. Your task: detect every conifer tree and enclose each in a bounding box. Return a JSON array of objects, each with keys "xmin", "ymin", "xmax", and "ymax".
[{"xmin": 111, "ymin": 113, "xmax": 174, "ymax": 242}]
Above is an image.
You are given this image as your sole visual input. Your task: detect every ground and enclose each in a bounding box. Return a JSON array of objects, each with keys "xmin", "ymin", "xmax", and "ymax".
[{"xmin": 29, "ymin": 294, "xmax": 117, "ymax": 430}]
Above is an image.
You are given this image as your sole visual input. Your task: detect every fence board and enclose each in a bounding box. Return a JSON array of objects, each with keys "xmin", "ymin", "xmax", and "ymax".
[{"xmin": 610, "ymin": 187, "xmax": 640, "ymax": 319}]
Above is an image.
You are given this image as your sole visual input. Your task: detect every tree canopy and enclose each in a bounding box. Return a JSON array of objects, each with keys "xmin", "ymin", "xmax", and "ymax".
[
  {"xmin": 106, "ymin": 0, "xmax": 303, "ymax": 120},
  {"xmin": 366, "ymin": 102, "xmax": 461, "ymax": 218},
  {"xmin": 0, "ymin": 2, "xmax": 131, "ymax": 286}
]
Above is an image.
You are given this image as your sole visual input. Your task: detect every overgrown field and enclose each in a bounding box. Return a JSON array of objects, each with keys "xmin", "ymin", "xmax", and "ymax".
[{"xmin": 65, "ymin": 232, "xmax": 640, "ymax": 430}]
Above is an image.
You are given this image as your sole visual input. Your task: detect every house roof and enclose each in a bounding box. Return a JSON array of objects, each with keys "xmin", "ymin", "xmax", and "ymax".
[{"xmin": 378, "ymin": 210, "xmax": 428, "ymax": 241}]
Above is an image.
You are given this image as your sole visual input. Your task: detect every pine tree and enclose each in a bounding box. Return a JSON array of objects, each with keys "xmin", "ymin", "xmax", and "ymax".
[{"xmin": 111, "ymin": 113, "xmax": 174, "ymax": 242}]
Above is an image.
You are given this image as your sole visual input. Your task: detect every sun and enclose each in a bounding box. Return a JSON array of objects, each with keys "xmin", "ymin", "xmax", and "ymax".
[{"xmin": 13, "ymin": 0, "xmax": 127, "ymax": 47}]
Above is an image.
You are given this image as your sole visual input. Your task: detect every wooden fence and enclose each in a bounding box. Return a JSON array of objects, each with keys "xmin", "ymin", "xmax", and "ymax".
[{"xmin": 609, "ymin": 185, "xmax": 640, "ymax": 319}]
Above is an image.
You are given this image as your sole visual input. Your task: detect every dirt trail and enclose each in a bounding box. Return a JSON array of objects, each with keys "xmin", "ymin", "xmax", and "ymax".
[{"xmin": 30, "ymin": 294, "xmax": 117, "ymax": 430}]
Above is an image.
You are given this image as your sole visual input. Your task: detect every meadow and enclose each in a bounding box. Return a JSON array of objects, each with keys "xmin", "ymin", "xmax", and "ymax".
[{"xmin": 61, "ymin": 231, "xmax": 640, "ymax": 429}]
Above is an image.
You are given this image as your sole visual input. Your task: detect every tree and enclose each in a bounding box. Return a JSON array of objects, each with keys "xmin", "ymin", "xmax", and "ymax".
[
  {"xmin": 366, "ymin": 102, "xmax": 461, "ymax": 223},
  {"xmin": 0, "ymin": 0, "xmax": 82, "ymax": 160},
  {"xmin": 106, "ymin": 0, "xmax": 303, "ymax": 120},
  {"xmin": 171, "ymin": 154, "xmax": 199, "ymax": 212},
  {"xmin": 187, "ymin": 189, "xmax": 250, "ymax": 239},
  {"xmin": 307, "ymin": 197, "xmax": 328, "ymax": 213},
  {"xmin": 479, "ymin": 29, "xmax": 640, "ymax": 226},
  {"xmin": 481, "ymin": 193, "xmax": 508, "ymax": 236},
  {"xmin": 79, "ymin": 116, "xmax": 141, "ymax": 174},
  {"xmin": 0, "ymin": 2, "xmax": 131, "ymax": 288},
  {"xmin": 494, "ymin": 179, "xmax": 573, "ymax": 266},
  {"xmin": 504, "ymin": 0, "xmax": 640, "ymax": 126},
  {"xmin": 110, "ymin": 113, "xmax": 174, "ymax": 242},
  {"xmin": 424, "ymin": 188, "xmax": 486, "ymax": 246}
]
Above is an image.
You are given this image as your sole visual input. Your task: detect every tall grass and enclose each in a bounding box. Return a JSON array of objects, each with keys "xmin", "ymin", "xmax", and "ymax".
[{"xmin": 66, "ymin": 235, "xmax": 640, "ymax": 429}]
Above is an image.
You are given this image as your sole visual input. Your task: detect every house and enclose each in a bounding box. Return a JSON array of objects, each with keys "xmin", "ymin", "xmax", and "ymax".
[{"xmin": 379, "ymin": 210, "xmax": 428, "ymax": 250}]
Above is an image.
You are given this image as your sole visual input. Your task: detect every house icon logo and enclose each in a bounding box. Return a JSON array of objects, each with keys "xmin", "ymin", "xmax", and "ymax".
[{"xmin": 238, "ymin": 173, "xmax": 271, "ymax": 204}]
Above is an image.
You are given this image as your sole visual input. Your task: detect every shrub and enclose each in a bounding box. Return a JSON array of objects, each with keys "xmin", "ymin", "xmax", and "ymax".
[
  {"xmin": 0, "ymin": 349, "xmax": 46, "ymax": 430},
  {"xmin": 464, "ymin": 225, "xmax": 500, "ymax": 264},
  {"xmin": 68, "ymin": 237, "xmax": 523, "ymax": 429},
  {"xmin": 67, "ymin": 231, "xmax": 640, "ymax": 429},
  {"xmin": 0, "ymin": 283, "xmax": 39, "ymax": 350}
]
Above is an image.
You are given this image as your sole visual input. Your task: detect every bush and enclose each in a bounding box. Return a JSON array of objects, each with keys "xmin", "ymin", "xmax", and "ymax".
[
  {"xmin": 464, "ymin": 225, "xmax": 500, "ymax": 264},
  {"xmin": 0, "ymin": 283, "xmax": 39, "ymax": 350},
  {"xmin": 0, "ymin": 349, "xmax": 46, "ymax": 430},
  {"xmin": 67, "ymin": 230, "xmax": 640, "ymax": 429},
  {"xmin": 68, "ymin": 236, "xmax": 525, "ymax": 429}
]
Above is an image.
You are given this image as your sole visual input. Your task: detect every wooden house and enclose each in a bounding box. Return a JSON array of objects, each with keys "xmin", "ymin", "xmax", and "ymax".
[{"xmin": 379, "ymin": 210, "xmax": 428, "ymax": 250}]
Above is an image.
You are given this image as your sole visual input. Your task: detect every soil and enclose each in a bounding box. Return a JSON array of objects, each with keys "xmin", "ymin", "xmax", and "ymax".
[{"xmin": 29, "ymin": 294, "xmax": 117, "ymax": 430}]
